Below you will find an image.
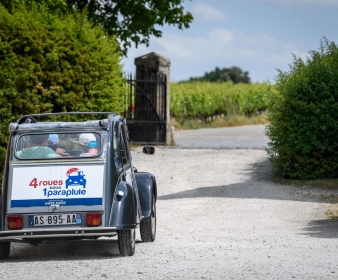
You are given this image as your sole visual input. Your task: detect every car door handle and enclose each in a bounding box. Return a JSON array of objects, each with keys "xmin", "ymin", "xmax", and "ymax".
[{"xmin": 121, "ymin": 171, "xmax": 126, "ymax": 181}]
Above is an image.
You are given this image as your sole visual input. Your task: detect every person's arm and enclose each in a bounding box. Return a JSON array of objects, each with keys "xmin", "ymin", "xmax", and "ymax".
[{"xmin": 55, "ymin": 148, "xmax": 70, "ymax": 156}]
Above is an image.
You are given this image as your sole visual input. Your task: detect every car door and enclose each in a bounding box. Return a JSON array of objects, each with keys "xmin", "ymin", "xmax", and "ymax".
[{"xmin": 119, "ymin": 122, "xmax": 142, "ymax": 221}]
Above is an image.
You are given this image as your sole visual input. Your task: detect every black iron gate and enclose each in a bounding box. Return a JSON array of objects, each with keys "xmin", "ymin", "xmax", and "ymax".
[{"xmin": 123, "ymin": 73, "xmax": 167, "ymax": 144}]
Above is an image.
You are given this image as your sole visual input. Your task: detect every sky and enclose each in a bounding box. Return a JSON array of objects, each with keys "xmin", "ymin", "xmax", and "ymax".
[{"xmin": 122, "ymin": 0, "xmax": 338, "ymax": 84}]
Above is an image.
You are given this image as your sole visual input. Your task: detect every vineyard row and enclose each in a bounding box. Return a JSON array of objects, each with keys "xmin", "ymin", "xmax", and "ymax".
[{"xmin": 170, "ymin": 81, "xmax": 274, "ymax": 120}]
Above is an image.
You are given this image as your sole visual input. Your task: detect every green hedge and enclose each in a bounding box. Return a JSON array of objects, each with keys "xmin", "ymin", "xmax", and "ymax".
[
  {"xmin": 0, "ymin": 4, "xmax": 124, "ymax": 184},
  {"xmin": 266, "ymin": 38, "xmax": 338, "ymax": 179}
]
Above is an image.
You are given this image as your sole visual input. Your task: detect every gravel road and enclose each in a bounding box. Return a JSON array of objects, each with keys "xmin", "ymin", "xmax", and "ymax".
[
  {"xmin": 2, "ymin": 125, "xmax": 338, "ymax": 279},
  {"xmin": 174, "ymin": 124, "xmax": 269, "ymax": 149}
]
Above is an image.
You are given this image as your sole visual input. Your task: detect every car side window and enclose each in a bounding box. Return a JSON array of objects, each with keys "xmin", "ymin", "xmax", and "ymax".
[
  {"xmin": 120, "ymin": 125, "xmax": 130, "ymax": 166},
  {"xmin": 113, "ymin": 124, "xmax": 121, "ymax": 167}
]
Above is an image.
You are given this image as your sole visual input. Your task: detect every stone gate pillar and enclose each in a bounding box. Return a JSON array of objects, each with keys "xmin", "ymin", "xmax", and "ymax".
[{"xmin": 134, "ymin": 52, "xmax": 171, "ymax": 145}]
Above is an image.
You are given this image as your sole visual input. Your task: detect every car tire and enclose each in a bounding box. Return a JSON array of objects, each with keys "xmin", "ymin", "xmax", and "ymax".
[
  {"xmin": 140, "ymin": 194, "xmax": 156, "ymax": 242},
  {"xmin": 118, "ymin": 229, "xmax": 135, "ymax": 256},
  {"xmin": 0, "ymin": 242, "xmax": 10, "ymax": 260}
]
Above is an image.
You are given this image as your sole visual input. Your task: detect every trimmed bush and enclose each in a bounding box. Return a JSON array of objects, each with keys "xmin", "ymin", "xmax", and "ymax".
[
  {"xmin": 266, "ymin": 38, "xmax": 338, "ymax": 179},
  {"xmin": 0, "ymin": 4, "xmax": 124, "ymax": 183}
]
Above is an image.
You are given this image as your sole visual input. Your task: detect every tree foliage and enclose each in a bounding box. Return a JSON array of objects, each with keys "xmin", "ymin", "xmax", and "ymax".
[
  {"xmin": 0, "ymin": 0, "xmax": 67, "ymax": 12},
  {"xmin": 266, "ymin": 38, "xmax": 338, "ymax": 179},
  {"xmin": 0, "ymin": 0, "xmax": 194, "ymax": 56},
  {"xmin": 0, "ymin": 4, "xmax": 124, "ymax": 182},
  {"xmin": 188, "ymin": 66, "xmax": 251, "ymax": 84},
  {"xmin": 66, "ymin": 0, "xmax": 193, "ymax": 55}
]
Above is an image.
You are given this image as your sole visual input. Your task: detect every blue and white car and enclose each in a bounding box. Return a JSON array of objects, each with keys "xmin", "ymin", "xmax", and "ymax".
[{"xmin": 0, "ymin": 112, "xmax": 157, "ymax": 258}]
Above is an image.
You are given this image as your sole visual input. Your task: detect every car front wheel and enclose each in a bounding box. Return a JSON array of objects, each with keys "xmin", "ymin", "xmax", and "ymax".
[{"xmin": 140, "ymin": 194, "xmax": 156, "ymax": 242}]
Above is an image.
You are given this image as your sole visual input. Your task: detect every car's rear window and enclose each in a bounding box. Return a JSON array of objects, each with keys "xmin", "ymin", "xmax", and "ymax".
[{"xmin": 15, "ymin": 133, "xmax": 101, "ymax": 160}]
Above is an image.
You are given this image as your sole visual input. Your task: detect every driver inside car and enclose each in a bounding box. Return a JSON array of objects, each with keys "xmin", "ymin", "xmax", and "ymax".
[{"xmin": 16, "ymin": 134, "xmax": 61, "ymax": 159}]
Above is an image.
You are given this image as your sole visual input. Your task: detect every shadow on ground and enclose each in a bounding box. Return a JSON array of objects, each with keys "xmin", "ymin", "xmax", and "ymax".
[
  {"xmin": 301, "ymin": 219, "xmax": 338, "ymax": 238},
  {"xmin": 158, "ymin": 158, "xmax": 338, "ymax": 204},
  {"xmin": 3, "ymin": 238, "xmax": 147, "ymax": 262},
  {"xmin": 5, "ymin": 239, "xmax": 120, "ymax": 262}
]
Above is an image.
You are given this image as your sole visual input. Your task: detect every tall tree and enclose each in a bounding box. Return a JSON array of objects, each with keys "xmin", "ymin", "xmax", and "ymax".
[
  {"xmin": 189, "ymin": 66, "xmax": 251, "ymax": 84},
  {"xmin": 65, "ymin": 0, "xmax": 193, "ymax": 55}
]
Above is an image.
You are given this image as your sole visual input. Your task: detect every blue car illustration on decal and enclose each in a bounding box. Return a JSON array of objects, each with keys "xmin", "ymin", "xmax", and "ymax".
[{"xmin": 65, "ymin": 170, "xmax": 86, "ymax": 189}]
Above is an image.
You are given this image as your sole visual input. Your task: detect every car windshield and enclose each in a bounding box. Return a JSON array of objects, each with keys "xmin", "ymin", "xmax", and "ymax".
[{"xmin": 15, "ymin": 132, "xmax": 101, "ymax": 160}]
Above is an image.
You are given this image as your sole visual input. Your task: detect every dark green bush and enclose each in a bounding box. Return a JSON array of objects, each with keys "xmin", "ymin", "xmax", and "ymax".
[
  {"xmin": 0, "ymin": 4, "xmax": 124, "ymax": 184},
  {"xmin": 266, "ymin": 38, "xmax": 338, "ymax": 179}
]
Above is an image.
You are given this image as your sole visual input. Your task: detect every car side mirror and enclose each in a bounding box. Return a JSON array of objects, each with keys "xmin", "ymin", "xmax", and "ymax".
[{"xmin": 143, "ymin": 146, "xmax": 155, "ymax": 155}]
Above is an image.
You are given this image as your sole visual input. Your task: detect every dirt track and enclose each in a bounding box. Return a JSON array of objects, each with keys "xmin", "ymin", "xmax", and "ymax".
[{"xmin": 1, "ymin": 125, "xmax": 338, "ymax": 279}]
